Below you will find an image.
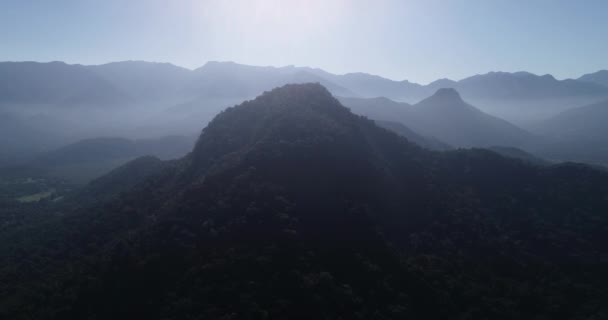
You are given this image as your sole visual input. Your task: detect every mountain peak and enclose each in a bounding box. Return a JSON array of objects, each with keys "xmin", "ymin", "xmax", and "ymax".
[
  {"xmin": 190, "ymin": 83, "xmax": 354, "ymax": 170},
  {"xmin": 429, "ymin": 87, "xmax": 463, "ymax": 101}
]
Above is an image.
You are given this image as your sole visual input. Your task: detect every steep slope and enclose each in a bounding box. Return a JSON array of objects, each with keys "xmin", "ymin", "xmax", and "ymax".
[
  {"xmin": 578, "ymin": 70, "xmax": 608, "ymax": 88},
  {"xmin": 2, "ymin": 84, "xmax": 608, "ymax": 319}
]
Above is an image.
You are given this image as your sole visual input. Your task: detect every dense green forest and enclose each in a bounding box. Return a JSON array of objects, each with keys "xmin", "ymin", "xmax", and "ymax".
[{"xmin": 1, "ymin": 84, "xmax": 608, "ymax": 319}]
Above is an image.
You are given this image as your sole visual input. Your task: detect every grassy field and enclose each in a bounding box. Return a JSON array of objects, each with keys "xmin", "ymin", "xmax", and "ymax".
[{"xmin": 17, "ymin": 189, "xmax": 55, "ymax": 203}]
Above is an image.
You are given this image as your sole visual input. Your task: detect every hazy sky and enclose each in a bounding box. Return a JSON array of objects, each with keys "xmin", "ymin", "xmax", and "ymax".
[{"xmin": 1, "ymin": 0, "xmax": 606, "ymax": 83}]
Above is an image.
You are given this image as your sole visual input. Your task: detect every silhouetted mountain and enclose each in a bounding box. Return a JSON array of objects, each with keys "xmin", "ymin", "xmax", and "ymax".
[
  {"xmin": 578, "ymin": 70, "xmax": 608, "ymax": 88},
  {"xmin": 341, "ymin": 89, "xmax": 533, "ymax": 148},
  {"xmin": 2, "ymin": 84, "xmax": 608, "ymax": 319}
]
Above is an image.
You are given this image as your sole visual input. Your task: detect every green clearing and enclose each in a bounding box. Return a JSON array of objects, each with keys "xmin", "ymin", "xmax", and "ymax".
[{"xmin": 17, "ymin": 189, "xmax": 55, "ymax": 203}]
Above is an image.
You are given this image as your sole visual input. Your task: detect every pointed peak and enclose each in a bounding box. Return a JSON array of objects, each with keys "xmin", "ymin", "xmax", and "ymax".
[{"xmin": 432, "ymin": 87, "xmax": 462, "ymax": 100}]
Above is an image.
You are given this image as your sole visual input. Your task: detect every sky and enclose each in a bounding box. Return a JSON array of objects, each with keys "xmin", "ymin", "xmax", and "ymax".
[{"xmin": 0, "ymin": 0, "xmax": 607, "ymax": 84}]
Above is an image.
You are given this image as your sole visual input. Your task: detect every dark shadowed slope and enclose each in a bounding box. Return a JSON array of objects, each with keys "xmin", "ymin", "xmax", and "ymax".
[{"xmin": 2, "ymin": 84, "xmax": 608, "ymax": 319}]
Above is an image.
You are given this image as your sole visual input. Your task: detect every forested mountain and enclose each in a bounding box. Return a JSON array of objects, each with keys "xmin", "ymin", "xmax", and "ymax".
[
  {"xmin": 341, "ymin": 88, "xmax": 533, "ymax": 148},
  {"xmin": 2, "ymin": 84, "xmax": 608, "ymax": 319}
]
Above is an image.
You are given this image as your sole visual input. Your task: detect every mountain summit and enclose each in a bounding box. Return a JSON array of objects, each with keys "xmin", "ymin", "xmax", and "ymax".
[{"xmin": 425, "ymin": 87, "xmax": 462, "ymax": 102}]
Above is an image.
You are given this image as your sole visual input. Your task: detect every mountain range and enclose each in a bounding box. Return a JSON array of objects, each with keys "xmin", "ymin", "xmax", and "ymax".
[
  {"xmin": 2, "ymin": 84, "xmax": 607, "ymax": 319},
  {"xmin": 2, "ymin": 60, "xmax": 608, "ymax": 170},
  {"xmin": 2, "ymin": 61, "xmax": 608, "ymax": 120},
  {"xmin": 340, "ymin": 88, "xmax": 533, "ymax": 148}
]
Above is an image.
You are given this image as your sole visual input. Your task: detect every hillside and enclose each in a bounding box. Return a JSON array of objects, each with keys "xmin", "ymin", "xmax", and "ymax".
[{"xmin": 2, "ymin": 84, "xmax": 608, "ymax": 319}]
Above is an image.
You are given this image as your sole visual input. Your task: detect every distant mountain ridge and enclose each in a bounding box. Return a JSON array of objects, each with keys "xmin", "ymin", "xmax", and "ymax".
[
  {"xmin": 2, "ymin": 60, "xmax": 607, "ymax": 112},
  {"xmin": 0, "ymin": 61, "xmax": 131, "ymax": 108}
]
